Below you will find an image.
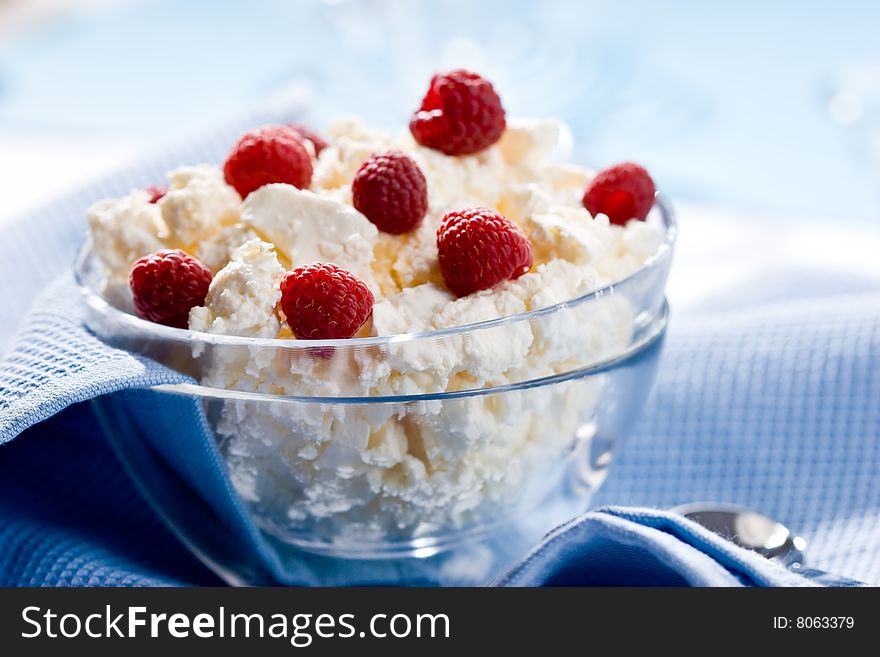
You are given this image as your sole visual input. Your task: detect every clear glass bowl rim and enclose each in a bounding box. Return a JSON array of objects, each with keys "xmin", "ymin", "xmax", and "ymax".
[
  {"xmin": 75, "ymin": 192, "xmax": 676, "ymax": 350},
  {"xmin": 76, "ymin": 193, "xmax": 674, "ymax": 403},
  {"xmin": 145, "ymin": 296, "xmax": 668, "ymax": 405}
]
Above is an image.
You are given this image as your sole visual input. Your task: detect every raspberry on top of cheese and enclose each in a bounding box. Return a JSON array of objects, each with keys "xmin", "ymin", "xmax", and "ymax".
[
  {"xmin": 409, "ymin": 69, "xmax": 506, "ymax": 156},
  {"xmin": 223, "ymin": 125, "xmax": 314, "ymax": 197},
  {"xmin": 130, "ymin": 248, "xmax": 213, "ymax": 329}
]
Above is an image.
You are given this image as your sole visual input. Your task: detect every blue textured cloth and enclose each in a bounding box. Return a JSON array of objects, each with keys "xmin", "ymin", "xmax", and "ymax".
[
  {"xmin": 497, "ymin": 507, "xmax": 822, "ymax": 587},
  {"xmin": 593, "ymin": 289, "xmax": 880, "ymax": 584},
  {"xmin": 1, "ymin": 114, "xmax": 877, "ymax": 587}
]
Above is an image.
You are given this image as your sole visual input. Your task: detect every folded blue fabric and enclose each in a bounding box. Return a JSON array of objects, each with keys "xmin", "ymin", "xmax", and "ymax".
[
  {"xmin": 1, "ymin": 112, "xmax": 877, "ymax": 587},
  {"xmin": 497, "ymin": 507, "xmax": 820, "ymax": 587}
]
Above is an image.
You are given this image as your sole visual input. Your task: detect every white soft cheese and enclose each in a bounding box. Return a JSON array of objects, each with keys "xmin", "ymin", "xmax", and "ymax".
[
  {"xmin": 189, "ymin": 238, "xmax": 283, "ymax": 338},
  {"xmin": 311, "ymin": 118, "xmax": 395, "ymax": 191},
  {"xmin": 409, "ymin": 145, "xmax": 508, "ymax": 212},
  {"xmin": 87, "ymin": 189, "xmax": 168, "ymax": 280},
  {"xmin": 158, "ymin": 165, "xmax": 242, "ymax": 248},
  {"xmin": 431, "ymin": 288, "xmax": 533, "ymax": 385},
  {"xmin": 596, "ymin": 218, "xmax": 666, "ymax": 281},
  {"xmin": 496, "ymin": 118, "xmax": 560, "ymax": 167},
  {"xmin": 241, "ymin": 184, "xmax": 380, "ymax": 292},
  {"xmin": 194, "ymin": 222, "xmax": 260, "ymax": 273},
  {"xmin": 372, "ymin": 282, "xmax": 454, "ymax": 336}
]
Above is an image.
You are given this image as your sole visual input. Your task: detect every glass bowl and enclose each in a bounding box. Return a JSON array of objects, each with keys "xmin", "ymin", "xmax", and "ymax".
[{"xmin": 75, "ymin": 195, "xmax": 676, "ymax": 585}]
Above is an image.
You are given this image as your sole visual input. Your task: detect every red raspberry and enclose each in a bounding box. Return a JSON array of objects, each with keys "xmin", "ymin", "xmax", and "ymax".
[
  {"xmin": 409, "ymin": 70, "xmax": 506, "ymax": 156},
  {"xmin": 223, "ymin": 125, "xmax": 313, "ymax": 198},
  {"xmin": 352, "ymin": 150, "xmax": 428, "ymax": 234},
  {"xmin": 145, "ymin": 185, "xmax": 168, "ymax": 204},
  {"xmin": 280, "ymin": 262, "xmax": 374, "ymax": 340},
  {"xmin": 129, "ymin": 249, "xmax": 213, "ymax": 328},
  {"xmin": 582, "ymin": 162, "xmax": 656, "ymax": 226},
  {"xmin": 288, "ymin": 122, "xmax": 328, "ymax": 156},
  {"xmin": 437, "ymin": 208, "xmax": 533, "ymax": 297}
]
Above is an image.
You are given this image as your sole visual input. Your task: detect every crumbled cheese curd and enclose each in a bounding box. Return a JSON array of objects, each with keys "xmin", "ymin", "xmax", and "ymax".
[
  {"xmin": 87, "ymin": 117, "xmax": 665, "ymax": 542},
  {"xmin": 87, "ymin": 164, "xmax": 244, "ymax": 306},
  {"xmin": 158, "ymin": 165, "xmax": 242, "ymax": 248},
  {"xmin": 189, "ymin": 238, "xmax": 283, "ymax": 339},
  {"xmin": 87, "ymin": 189, "xmax": 168, "ymax": 281}
]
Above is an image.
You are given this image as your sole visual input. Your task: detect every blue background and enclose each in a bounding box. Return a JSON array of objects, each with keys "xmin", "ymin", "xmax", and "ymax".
[{"xmin": 1, "ymin": 0, "xmax": 880, "ymax": 221}]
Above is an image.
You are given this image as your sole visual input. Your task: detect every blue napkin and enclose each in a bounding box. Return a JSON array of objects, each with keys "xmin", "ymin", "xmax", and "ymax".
[
  {"xmin": 1, "ymin": 113, "xmax": 877, "ymax": 587},
  {"xmin": 497, "ymin": 507, "xmax": 817, "ymax": 587}
]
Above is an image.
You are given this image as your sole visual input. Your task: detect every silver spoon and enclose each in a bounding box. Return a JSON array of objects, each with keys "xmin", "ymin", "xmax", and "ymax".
[{"xmin": 672, "ymin": 502, "xmax": 807, "ymax": 569}]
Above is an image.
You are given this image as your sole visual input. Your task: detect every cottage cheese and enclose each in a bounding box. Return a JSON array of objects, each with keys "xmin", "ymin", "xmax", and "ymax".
[
  {"xmin": 158, "ymin": 165, "xmax": 242, "ymax": 248},
  {"xmin": 241, "ymin": 184, "xmax": 380, "ymax": 292},
  {"xmin": 86, "ymin": 117, "xmax": 665, "ymax": 546},
  {"xmin": 87, "ymin": 164, "xmax": 243, "ymax": 305},
  {"xmin": 87, "ymin": 189, "xmax": 168, "ymax": 293},
  {"xmin": 189, "ymin": 238, "xmax": 283, "ymax": 339}
]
